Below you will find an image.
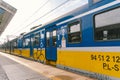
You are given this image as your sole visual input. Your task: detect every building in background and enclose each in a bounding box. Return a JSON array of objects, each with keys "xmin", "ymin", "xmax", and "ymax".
[{"xmin": 0, "ymin": 0, "xmax": 17, "ymax": 36}]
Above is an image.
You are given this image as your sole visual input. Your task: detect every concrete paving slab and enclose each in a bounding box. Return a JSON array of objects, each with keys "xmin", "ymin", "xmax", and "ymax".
[
  {"xmin": 0, "ymin": 66, "xmax": 9, "ymax": 80},
  {"xmin": 3, "ymin": 64, "xmax": 50, "ymax": 80},
  {"xmin": 0, "ymin": 52, "xmax": 51, "ymax": 80},
  {"xmin": 0, "ymin": 73, "xmax": 9, "ymax": 80},
  {"xmin": 0, "ymin": 52, "xmax": 97, "ymax": 80}
]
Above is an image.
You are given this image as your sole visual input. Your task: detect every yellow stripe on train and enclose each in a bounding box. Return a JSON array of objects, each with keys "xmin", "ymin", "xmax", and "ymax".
[
  {"xmin": 13, "ymin": 49, "xmax": 46, "ymax": 63},
  {"xmin": 13, "ymin": 49, "xmax": 21, "ymax": 55},
  {"xmin": 12, "ymin": 49, "xmax": 30, "ymax": 58},
  {"xmin": 33, "ymin": 49, "xmax": 46, "ymax": 63},
  {"xmin": 57, "ymin": 50, "xmax": 120, "ymax": 78}
]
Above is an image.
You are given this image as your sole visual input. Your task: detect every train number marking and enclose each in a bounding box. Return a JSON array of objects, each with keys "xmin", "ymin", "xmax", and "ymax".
[{"xmin": 91, "ymin": 54, "xmax": 120, "ymax": 71}]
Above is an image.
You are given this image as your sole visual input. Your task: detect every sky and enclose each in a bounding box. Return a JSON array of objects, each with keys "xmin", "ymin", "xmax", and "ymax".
[{"xmin": 0, "ymin": 0, "xmax": 88, "ymax": 43}]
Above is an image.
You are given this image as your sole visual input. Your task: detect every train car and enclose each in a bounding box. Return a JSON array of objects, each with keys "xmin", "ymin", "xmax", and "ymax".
[
  {"xmin": 55, "ymin": 0, "xmax": 120, "ymax": 80},
  {"xmin": 3, "ymin": 42, "xmax": 10, "ymax": 53},
  {"xmin": 0, "ymin": 43, "xmax": 6, "ymax": 52},
  {"xmin": 43, "ymin": 0, "xmax": 120, "ymax": 79},
  {"xmin": 11, "ymin": 38, "xmax": 21, "ymax": 55},
  {"xmin": 1, "ymin": 0, "xmax": 120, "ymax": 79},
  {"xmin": 1, "ymin": 38, "xmax": 18, "ymax": 54},
  {"xmin": 30, "ymin": 28, "xmax": 46, "ymax": 62}
]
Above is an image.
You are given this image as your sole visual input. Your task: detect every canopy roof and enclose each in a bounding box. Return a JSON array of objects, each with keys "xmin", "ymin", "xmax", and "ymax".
[{"xmin": 0, "ymin": 0, "xmax": 17, "ymax": 36}]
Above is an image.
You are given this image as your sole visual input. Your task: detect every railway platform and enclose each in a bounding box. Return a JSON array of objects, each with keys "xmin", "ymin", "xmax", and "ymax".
[{"xmin": 0, "ymin": 52, "xmax": 96, "ymax": 80}]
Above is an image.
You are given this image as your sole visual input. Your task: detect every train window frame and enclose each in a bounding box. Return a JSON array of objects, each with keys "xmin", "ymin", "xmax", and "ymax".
[
  {"xmin": 92, "ymin": 0, "xmax": 102, "ymax": 4},
  {"xmin": 67, "ymin": 20, "xmax": 81, "ymax": 44},
  {"xmin": 23, "ymin": 37, "xmax": 30, "ymax": 47},
  {"xmin": 94, "ymin": 7, "xmax": 120, "ymax": 41},
  {"xmin": 46, "ymin": 32, "xmax": 50, "ymax": 47},
  {"xmin": 52, "ymin": 29, "xmax": 57, "ymax": 47},
  {"xmin": 13, "ymin": 40, "xmax": 17, "ymax": 48},
  {"xmin": 33, "ymin": 33, "xmax": 40, "ymax": 47}
]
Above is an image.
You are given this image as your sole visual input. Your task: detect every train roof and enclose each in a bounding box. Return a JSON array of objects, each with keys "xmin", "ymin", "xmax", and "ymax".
[
  {"xmin": 21, "ymin": 0, "xmax": 116, "ymax": 37},
  {"xmin": 23, "ymin": 3, "xmax": 89, "ymax": 37}
]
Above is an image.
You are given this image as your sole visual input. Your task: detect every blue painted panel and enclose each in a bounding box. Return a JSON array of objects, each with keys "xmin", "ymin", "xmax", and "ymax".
[
  {"xmin": 46, "ymin": 47, "xmax": 51, "ymax": 60},
  {"xmin": 45, "ymin": 26, "xmax": 57, "ymax": 61}
]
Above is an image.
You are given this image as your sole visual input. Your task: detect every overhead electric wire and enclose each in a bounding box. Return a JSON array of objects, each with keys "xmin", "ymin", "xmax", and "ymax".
[
  {"xmin": 11, "ymin": 0, "xmax": 70, "ymax": 35},
  {"xmin": 10, "ymin": 0, "xmax": 50, "ymax": 35},
  {"xmin": 22, "ymin": 0, "xmax": 50, "ymax": 23}
]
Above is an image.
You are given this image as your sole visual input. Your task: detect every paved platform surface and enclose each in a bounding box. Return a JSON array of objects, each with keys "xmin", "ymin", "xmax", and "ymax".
[
  {"xmin": 0, "ymin": 52, "xmax": 97, "ymax": 80},
  {"xmin": 0, "ymin": 53, "xmax": 50, "ymax": 80}
]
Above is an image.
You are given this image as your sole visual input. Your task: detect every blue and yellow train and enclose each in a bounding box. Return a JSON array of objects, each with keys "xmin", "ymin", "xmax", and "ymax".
[{"xmin": 0, "ymin": 0, "xmax": 120, "ymax": 79}]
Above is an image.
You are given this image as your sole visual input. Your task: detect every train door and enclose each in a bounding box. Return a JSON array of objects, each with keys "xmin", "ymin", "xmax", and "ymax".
[
  {"xmin": 30, "ymin": 35, "xmax": 34, "ymax": 58},
  {"xmin": 45, "ymin": 27, "xmax": 57, "ymax": 61},
  {"xmin": 23, "ymin": 36, "xmax": 31, "ymax": 57},
  {"xmin": 10, "ymin": 41, "xmax": 14, "ymax": 54},
  {"xmin": 32, "ymin": 32, "xmax": 40, "ymax": 60},
  {"xmin": 10, "ymin": 42, "xmax": 12, "ymax": 54}
]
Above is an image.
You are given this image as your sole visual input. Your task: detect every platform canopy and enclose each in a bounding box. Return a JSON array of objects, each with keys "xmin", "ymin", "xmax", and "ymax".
[{"xmin": 0, "ymin": 0, "xmax": 17, "ymax": 36}]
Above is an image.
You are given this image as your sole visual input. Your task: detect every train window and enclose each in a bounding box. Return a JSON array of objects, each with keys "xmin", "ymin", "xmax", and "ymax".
[
  {"xmin": 33, "ymin": 34, "xmax": 40, "ymax": 46},
  {"xmin": 92, "ymin": 0, "xmax": 101, "ymax": 4},
  {"xmin": 13, "ymin": 40, "xmax": 17, "ymax": 48},
  {"xmin": 13, "ymin": 41, "xmax": 17, "ymax": 48},
  {"xmin": 52, "ymin": 30, "xmax": 56, "ymax": 47},
  {"xmin": 23, "ymin": 39, "xmax": 25, "ymax": 47},
  {"xmin": 23, "ymin": 38, "xmax": 30, "ymax": 47},
  {"xmin": 41, "ymin": 34, "xmax": 44, "ymax": 39},
  {"xmin": 31, "ymin": 37, "xmax": 34, "ymax": 46},
  {"xmin": 46, "ymin": 32, "xmax": 50, "ymax": 47},
  {"xmin": 94, "ymin": 7, "xmax": 120, "ymax": 41},
  {"xmin": 68, "ymin": 21, "xmax": 81, "ymax": 43}
]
